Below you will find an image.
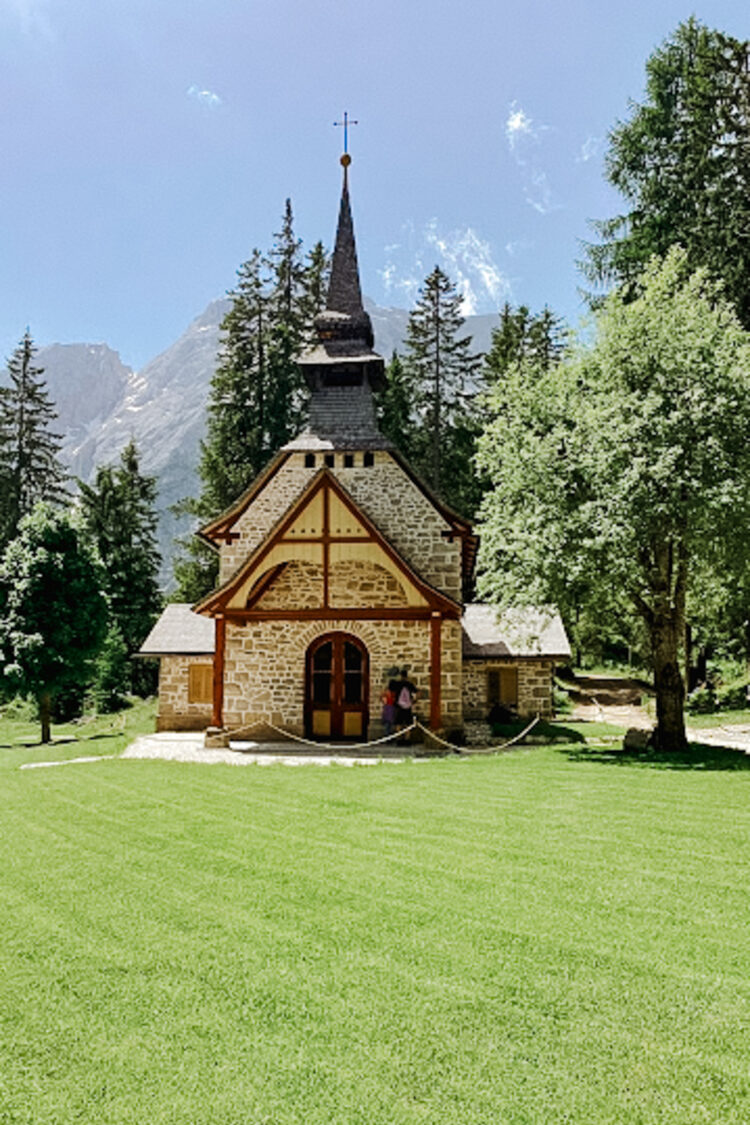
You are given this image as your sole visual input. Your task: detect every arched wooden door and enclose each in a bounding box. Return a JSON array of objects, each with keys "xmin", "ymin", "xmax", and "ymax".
[{"xmin": 305, "ymin": 633, "xmax": 369, "ymax": 741}]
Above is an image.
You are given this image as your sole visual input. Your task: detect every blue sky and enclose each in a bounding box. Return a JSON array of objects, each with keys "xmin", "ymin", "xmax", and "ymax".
[{"xmin": 0, "ymin": 0, "xmax": 747, "ymax": 369}]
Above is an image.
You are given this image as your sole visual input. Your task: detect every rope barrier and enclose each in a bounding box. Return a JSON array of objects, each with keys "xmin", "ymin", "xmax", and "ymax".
[
  {"xmin": 227, "ymin": 718, "xmax": 419, "ymax": 753},
  {"xmin": 222, "ymin": 715, "xmax": 541, "ymax": 756},
  {"xmin": 414, "ymin": 716, "xmax": 540, "ymax": 756}
]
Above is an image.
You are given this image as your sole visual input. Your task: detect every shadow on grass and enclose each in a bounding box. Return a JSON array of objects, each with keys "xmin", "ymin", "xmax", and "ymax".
[
  {"xmin": 0, "ymin": 730, "xmax": 125, "ymax": 750},
  {"xmin": 490, "ymin": 721, "xmax": 587, "ymax": 744},
  {"xmin": 560, "ymin": 742, "xmax": 750, "ymax": 771}
]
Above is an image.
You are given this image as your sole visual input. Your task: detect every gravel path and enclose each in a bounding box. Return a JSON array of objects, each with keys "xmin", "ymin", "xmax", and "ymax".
[{"xmin": 121, "ymin": 732, "xmax": 406, "ymax": 766}]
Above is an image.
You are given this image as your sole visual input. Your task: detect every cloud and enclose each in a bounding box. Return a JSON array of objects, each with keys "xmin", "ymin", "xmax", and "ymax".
[
  {"xmin": 504, "ymin": 100, "xmax": 561, "ymax": 215},
  {"xmin": 3, "ymin": 0, "xmax": 54, "ymax": 38},
  {"xmin": 187, "ymin": 85, "xmax": 223, "ymax": 109},
  {"xmin": 577, "ymin": 134, "xmax": 603, "ymax": 164},
  {"xmin": 378, "ymin": 220, "xmax": 512, "ymax": 316}
]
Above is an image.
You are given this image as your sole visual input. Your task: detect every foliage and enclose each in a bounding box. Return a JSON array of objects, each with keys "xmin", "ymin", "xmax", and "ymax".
[
  {"xmin": 173, "ymin": 202, "xmax": 328, "ymax": 600},
  {"xmin": 0, "ymin": 504, "xmax": 108, "ymax": 742},
  {"xmin": 79, "ymin": 440, "xmax": 161, "ymax": 695},
  {"xmin": 483, "ymin": 302, "xmax": 567, "ymax": 383},
  {"xmin": 477, "ymin": 249, "xmax": 750, "ymax": 751},
  {"xmin": 92, "ymin": 623, "xmax": 131, "ymax": 713},
  {"xmin": 398, "ymin": 266, "xmax": 482, "ymax": 516},
  {"xmin": 0, "ymin": 330, "xmax": 66, "ymax": 550},
  {"xmin": 584, "ymin": 18, "xmax": 750, "ymax": 328}
]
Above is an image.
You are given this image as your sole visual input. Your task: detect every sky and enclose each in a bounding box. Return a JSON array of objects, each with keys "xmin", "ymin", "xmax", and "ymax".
[{"xmin": 0, "ymin": 0, "xmax": 748, "ymax": 370}]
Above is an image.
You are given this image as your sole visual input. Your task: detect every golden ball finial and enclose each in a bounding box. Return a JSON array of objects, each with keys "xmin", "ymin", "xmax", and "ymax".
[{"xmin": 340, "ymin": 153, "xmax": 352, "ymax": 168}]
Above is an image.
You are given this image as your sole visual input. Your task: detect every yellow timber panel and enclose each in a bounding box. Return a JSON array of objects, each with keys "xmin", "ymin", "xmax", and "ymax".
[
  {"xmin": 312, "ymin": 710, "xmax": 331, "ymax": 737},
  {"xmin": 328, "ymin": 492, "xmax": 369, "ymax": 538},
  {"xmin": 343, "ymin": 712, "xmax": 363, "ymax": 738},
  {"xmin": 230, "ymin": 542, "xmax": 324, "ymax": 609},
  {"xmin": 328, "ymin": 541, "xmax": 427, "ymax": 606},
  {"xmin": 285, "ymin": 491, "xmax": 324, "ymax": 538}
]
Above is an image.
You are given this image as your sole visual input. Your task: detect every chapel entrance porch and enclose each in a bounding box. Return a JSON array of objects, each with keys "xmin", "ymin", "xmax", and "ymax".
[{"xmin": 305, "ymin": 632, "xmax": 369, "ymax": 741}]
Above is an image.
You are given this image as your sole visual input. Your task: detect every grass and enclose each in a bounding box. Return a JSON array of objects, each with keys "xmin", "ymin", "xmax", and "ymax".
[
  {"xmin": 0, "ymin": 697, "xmax": 157, "ymax": 761},
  {"xmin": 2, "ymin": 721, "xmax": 750, "ymax": 1122},
  {"xmin": 686, "ymin": 708, "xmax": 750, "ymax": 729}
]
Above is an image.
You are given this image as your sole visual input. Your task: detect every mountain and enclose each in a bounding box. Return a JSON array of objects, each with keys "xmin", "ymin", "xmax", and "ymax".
[{"xmin": 33, "ymin": 298, "xmax": 500, "ymax": 583}]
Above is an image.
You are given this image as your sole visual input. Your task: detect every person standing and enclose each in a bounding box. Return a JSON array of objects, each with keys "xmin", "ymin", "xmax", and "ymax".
[{"xmin": 395, "ymin": 668, "xmax": 417, "ymax": 740}]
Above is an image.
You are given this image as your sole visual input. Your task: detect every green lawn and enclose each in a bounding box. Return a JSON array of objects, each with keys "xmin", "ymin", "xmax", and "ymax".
[{"xmin": 2, "ymin": 730, "xmax": 750, "ymax": 1123}]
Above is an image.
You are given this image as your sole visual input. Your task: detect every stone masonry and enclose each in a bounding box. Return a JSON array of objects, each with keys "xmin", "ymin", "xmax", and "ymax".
[
  {"xmin": 157, "ymin": 655, "xmax": 214, "ymax": 732},
  {"xmin": 222, "ymin": 617, "xmax": 462, "ymax": 738},
  {"xmin": 220, "ymin": 451, "xmax": 462, "ymax": 603},
  {"xmin": 463, "ymin": 659, "xmax": 555, "ymax": 720}
]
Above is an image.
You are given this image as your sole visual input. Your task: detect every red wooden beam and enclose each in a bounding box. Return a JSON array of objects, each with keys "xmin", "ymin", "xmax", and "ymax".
[
  {"xmin": 430, "ymin": 613, "xmax": 442, "ymax": 730},
  {"xmin": 212, "ymin": 616, "xmax": 226, "ymax": 727}
]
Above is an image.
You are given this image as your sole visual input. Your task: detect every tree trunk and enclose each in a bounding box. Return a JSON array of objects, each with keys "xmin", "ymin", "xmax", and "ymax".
[
  {"xmin": 651, "ymin": 611, "xmax": 687, "ymax": 751},
  {"xmin": 39, "ymin": 692, "xmax": 52, "ymax": 745}
]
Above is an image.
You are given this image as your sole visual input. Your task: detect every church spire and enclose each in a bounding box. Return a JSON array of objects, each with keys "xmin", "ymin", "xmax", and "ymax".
[
  {"xmin": 326, "ymin": 155, "xmax": 365, "ymax": 318},
  {"xmin": 288, "ymin": 148, "xmax": 389, "ymax": 452}
]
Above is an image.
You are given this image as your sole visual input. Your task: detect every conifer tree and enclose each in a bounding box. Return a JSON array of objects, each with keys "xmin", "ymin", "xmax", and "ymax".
[
  {"xmin": 484, "ymin": 303, "xmax": 567, "ymax": 383},
  {"xmin": 79, "ymin": 440, "xmax": 161, "ymax": 695},
  {"xmin": 401, "ymin": 266, "xmax": 481, "ymax": 515},
  {"xmin": 584, "ymin": 19, "xmax": 750, "ymax": 327},
  {"xmin": 0, "ymin": 331, "xmax": 66, "ymax": 550},
  {"xmin": 172, "ymin": 203, "xmax": 329, "ymax": 601}
]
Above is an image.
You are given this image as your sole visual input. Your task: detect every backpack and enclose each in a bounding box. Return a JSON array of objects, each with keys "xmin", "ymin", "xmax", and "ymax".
[{"xmin": 397, "ymin": 685, "xmax": 412, "ymax": 709}]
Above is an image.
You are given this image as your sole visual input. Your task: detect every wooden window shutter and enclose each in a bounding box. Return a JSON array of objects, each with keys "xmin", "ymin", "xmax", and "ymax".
[{"xmin": 188, "ymin": 663, "xmax": 213, "ymax": 704}]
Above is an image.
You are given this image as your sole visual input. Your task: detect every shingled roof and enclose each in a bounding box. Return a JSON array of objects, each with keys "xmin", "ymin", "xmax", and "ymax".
[
  {"xmin": 462, "ymin": 604, "xmax": 571, "ymax": 660},
  {"xmin": 139, "ymin": 604, "xmax": 215, "ymax": 656},
  {"xmin": 290, "ymin": 156, "xmax": 387, "ymax": 451}
]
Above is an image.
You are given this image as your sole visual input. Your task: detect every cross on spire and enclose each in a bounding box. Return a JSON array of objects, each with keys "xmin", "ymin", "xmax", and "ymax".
[{"xmin": 333, "ymin": 111, "xmax": 358, "ymax": 156}]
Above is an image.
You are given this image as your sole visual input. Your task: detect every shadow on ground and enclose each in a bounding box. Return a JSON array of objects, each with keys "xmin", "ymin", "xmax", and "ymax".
[{"xmin": 560, "ymin": 742, "xmax": 750, "ymax": 771}]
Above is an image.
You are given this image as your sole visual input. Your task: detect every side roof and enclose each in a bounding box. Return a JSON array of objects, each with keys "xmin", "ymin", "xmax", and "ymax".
[
  {"xmin": 462, "ymin": 604, "xmax": 571, "ymax": 660},
  {"xmin": 139, "ymin": 604, "xmax": 215, "ymax": 656}
]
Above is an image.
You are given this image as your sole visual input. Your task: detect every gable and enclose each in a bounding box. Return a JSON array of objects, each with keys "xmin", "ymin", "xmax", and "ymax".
[{"xmin": 194, "ymin": 469, "xmax": 460, "ymax": 619}]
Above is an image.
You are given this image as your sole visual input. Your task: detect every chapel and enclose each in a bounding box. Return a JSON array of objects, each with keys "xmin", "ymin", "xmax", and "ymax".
[{"xmin": 141, "ymin": 154, "xmax": 570, "ymax": 742}]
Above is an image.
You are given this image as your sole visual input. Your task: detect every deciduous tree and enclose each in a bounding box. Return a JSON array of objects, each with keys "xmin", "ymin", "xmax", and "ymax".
[
  {"xmin": 0, "ymin": 505, "xmax": 108, "ymax": 742},
  {"xmin": 477, "ymin": 249, "xmax": 750, "ymax": 751}
]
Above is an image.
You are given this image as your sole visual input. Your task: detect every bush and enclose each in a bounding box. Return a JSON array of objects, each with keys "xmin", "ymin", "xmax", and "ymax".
[
  {"xmin": 686, "ymin": 685, "xmax": 716, "ymax": 714},
  {"xmin": 715, "ymin": 683, "xmax": 749, "ymax": 711}
]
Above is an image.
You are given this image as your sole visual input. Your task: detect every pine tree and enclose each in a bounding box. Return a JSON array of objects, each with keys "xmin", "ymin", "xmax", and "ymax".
[
  {"xmin": 401, "ymin": 267, "xmax": 481, "ymax": 514},
  {"xmin": 377, "ymin": 352, "xmax": 417, "ymax": 449},
  {"xmin": 300, "ymin": 240, "xmax": 330, "ymax": 345},
  {"xmin": 264, "ymin": 199, "xmax": 310, "ymax": 452},
  {"xmin": 0, "ymin": 331, "xmax": 66, "ymax": 549},
  {"xmin": 79, "ymin": 440, "xmax": 161, "ymax": 695},
  {"xmin": 484, "ymin": 303, "xmax": 567, "ymax": 383},
  {"xmin": 172, "ymin": 203, "xmax": 329, "ymax": 601},
  {"xmin": 584, "ymin": 19, "xmax": 750, "ymax": 327}
]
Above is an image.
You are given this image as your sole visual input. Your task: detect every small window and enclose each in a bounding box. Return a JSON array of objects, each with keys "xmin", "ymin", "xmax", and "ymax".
[
  {"xmin": 343, "ymin": 453, "xmax": 354, "ymax": 468},
  {"xmin": 304, "ymin": 453, "xmax": 315, "ymax": 468},
  {"xmin": 363, "ymin": 451, "xmax": 374, "ymax": 467},
  {"xmin": 488, "ymin": 667, "xmax": 518, "ymax": 707},
  {"xmin": 324, "ymin": 453, "xmax": 335, "ymax": 468},
  {"xmin": 188, "ymin": 663, "xmax": 213, "ymax": 704}
]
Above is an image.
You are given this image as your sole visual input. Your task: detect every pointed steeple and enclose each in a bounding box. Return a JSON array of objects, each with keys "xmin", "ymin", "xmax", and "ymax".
[
  {"xmin": 288, "ymin": 153, "xmax": 389, "ymax": 452},
  {"xmin": 326, "ymin": 162, "xmax": 365, "ymax": 318}
]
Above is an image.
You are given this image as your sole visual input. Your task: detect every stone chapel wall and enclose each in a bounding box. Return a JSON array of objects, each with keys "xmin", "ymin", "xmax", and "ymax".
[
  {"xmin": 157, "ymin": 655, "xmax": 214, "ymax": 731},
  {"xmin": 222, "ymin": 616, "xmax": 462, "ymax": 737},
  {"xmin": 462, "ymin": 659, "xmax": 555, "ymax": 720}
]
